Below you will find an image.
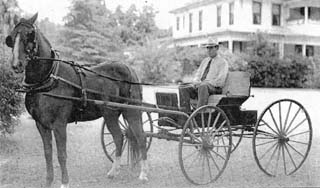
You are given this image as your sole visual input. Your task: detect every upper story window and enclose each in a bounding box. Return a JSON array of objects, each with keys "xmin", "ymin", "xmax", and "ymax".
[
  {"xmin": 176, "ymin": 16, "xmax": 180, "ymax": 31},
  {"xmin": 253, "ymin": 1, "xmax": 262, "ymax": 24},
  {"xmin": 288, "ymin": 7, "xmax": 304, "ymax": 21},
  {"xmin": 199, "ymin": 11, "xmax": 203, "ymax": 31},
  {"xmin": 272, "ymin": 4, "xmax": 281, "ymax": 26},
  {"xmin": 189, "ymin": 13, "xmax": 193, "ymax": 33},
  {"xmin": 309, "ymin": 7, "xmax": 320, "ymax": 21},
  {"xmin": 217, "ymin": 5, "xmax": 222, "ymax": 27},
  {"xmin": 229, "ymin": 2, "xmax": 234, "ymax": 25}
]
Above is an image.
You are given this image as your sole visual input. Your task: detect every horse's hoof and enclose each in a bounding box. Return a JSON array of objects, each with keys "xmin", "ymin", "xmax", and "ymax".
[{"xmin": 60, "ymin": 183, "xmax": 69, "ymax": 188}]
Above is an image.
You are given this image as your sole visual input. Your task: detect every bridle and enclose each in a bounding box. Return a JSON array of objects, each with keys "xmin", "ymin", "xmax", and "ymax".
[{"xmin": 6, "ymin": 21, "xmax": 40, "ymax": 61}]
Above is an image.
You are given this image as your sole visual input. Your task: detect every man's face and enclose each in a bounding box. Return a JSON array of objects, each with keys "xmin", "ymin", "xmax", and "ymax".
[{"xmin": 207, "ymin": 45, "xmax": 218, "ymax": 58}]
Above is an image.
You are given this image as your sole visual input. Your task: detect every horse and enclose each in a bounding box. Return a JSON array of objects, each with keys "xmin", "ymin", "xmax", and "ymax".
[{"xmin": 5, "ymin": 13, "xmax": 148, "ymax": 188}]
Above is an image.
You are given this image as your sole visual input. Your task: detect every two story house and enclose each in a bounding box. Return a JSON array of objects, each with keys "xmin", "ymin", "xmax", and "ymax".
[{"xmin": 170, "ymin": 0, "xmax": 320, "ymax": 57}]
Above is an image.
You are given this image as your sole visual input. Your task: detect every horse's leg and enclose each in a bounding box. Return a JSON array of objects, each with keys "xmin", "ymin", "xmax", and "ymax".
[
  {"xmin": 104, "ymin": 111, "xmax": 122, "ymax": 178},
  {"xmin": 53, "ymin": 124, "xmax": 69, "ymax": 188},
  {"xmin": 123, "ymin": 110, "xmax": 148, "ymax": 181},
  {"xmin": 36, "ymin": 121, "xmax": 54, "ymax": 187}
]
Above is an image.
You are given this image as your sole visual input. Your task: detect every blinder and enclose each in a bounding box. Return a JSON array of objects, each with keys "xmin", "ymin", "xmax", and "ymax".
[{"xmin": 5, "ymin": 35, "xmax": 13, "ymax": 48}]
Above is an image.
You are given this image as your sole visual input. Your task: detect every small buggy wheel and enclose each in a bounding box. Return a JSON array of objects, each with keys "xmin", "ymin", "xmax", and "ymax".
[
  {"xmin": 253, "ymin": 99, "xmax": 312, "ymax": 176},
  {"xmin": 101, "ymin": 112, "xmax": 153, "ymax": 163},
  {"xmin": 179, "ymin": 105, "xmax": 232, "ymax": 185}
]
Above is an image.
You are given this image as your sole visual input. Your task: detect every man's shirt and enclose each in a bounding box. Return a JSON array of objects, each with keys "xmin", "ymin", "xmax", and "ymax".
[{"xmin": 193, "ymin": 54, "xmax": 229, "ymax": 87}]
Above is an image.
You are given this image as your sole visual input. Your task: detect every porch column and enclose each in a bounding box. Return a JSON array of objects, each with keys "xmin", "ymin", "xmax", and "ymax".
[
  {"xmin": 228, "ymin": 40, "xmax": 233, "ymax": 52},
  {"xmin": 279, "ymin": 42, "xmax": 284, "ymax": 58},
  {"xmin": 302, "ymin": 44, "xmax": 306, "ymax": 56},
  {"xmin": 304, "ymin": 6, "xmax": 308, "ymax": 24}
]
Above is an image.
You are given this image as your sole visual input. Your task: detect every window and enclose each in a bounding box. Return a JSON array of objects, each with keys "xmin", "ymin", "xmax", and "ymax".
[
  {"xmin": 217, "ymin": 5, "xmax": 222, "ymax": 27},
  {"xmin": 253, "ymin": 1, "xmax": 262, "ymax": 24},
  {"xmin": 229, "ymin": 2, "xmax": 234, "ymax": 25},
  {"xmin": 306, "ymin": 45, "xmax": 314, "ymax": 57},
  {"xmin": 309, "ymin": 7, "xmax": 320, "ymax": 21},
  {"xmin": 183, "ymin": 15, "xmax": 185, "ymax": 29},
  {"xmin": 199, "ymin": 11, "xmax": 203, "ymax": 31},
  {"xmin": 189, "ymin": 13, "xmax": 193, "ymax": 33},
  {"xmin": 176, "ymin": 17, "xmax": 180, "ymax": 31},
  {"xmin": 288, "ymin": 7, "xmax": 304, "ymax": 21},
  {"xmin": 219, "ymin": 41, "xmax": 228, "ymax": 49},
  {"xmin": 272, "ymin": 4, "xmax": 281, "ymax": 26},
  {"xmin": 295, "ymin": 45, "xmax": 302, "ymax": 55}
]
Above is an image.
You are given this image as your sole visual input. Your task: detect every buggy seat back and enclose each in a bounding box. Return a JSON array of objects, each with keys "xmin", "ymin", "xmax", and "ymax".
[{"xmin": 208, "ymin": 71, "xmax": 251, "ymax": 106}]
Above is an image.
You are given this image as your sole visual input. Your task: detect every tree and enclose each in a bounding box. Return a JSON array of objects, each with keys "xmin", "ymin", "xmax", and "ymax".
[{"xmin": 59, "ymin": 0, "xmax": 124, "ymax": 64}]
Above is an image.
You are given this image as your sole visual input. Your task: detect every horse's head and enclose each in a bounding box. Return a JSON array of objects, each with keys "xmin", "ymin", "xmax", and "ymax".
[{"xmin": 6, "ymin": 13, "xmax": 38, "ymax": 73}]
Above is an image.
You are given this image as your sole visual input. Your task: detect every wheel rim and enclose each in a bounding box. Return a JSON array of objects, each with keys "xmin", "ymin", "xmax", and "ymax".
[
  {"xmin": 179, "ymin": 105, "xmax": 232, "ymax": 185},
  {"xmin": 253, "ymin": 99, "xmax": 312, "ymax": 176},
  {"xmin": 101, "ymin": 112, "xmax": 153, "ymax": 163},
  {"xmin": 230, "ymin": 126, "xmax": 244, "ymax": 153}
]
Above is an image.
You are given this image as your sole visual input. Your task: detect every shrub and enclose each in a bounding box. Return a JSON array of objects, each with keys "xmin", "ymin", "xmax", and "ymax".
[
  {"xmin": 0, "ymin": 51, "xmax": 23, "ymax": 135},
  {"xmin": 246, "ymin": 55, "xmax": 313, "ymax": 88}
]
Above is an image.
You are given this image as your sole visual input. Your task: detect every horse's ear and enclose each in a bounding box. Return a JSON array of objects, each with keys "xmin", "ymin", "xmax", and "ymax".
[{"xmin": 29, "ymin": 13, "xmax": 38, "ymax": 24}]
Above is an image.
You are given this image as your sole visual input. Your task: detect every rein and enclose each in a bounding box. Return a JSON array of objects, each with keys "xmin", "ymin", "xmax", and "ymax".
[{"xmin": 33, "ymin": 56, "xmax": 155, "ymax": 86}]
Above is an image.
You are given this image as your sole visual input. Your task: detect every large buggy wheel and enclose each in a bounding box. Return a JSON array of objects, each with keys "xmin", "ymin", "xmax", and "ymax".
[
  {"xmin": 101, "ymin": 112, "xmax": 153, "ymax": 163},
  {"xmin": 179, "ymin": 105, "xmax": 232, "ymax": 185},
  {"xmin": 253, "ymin": 99, "xmax": 312, "ymax": 176}
]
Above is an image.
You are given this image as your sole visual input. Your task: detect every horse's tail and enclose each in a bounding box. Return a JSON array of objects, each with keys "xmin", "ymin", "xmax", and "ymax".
[{"xmin": 126, "ymin": 66, "xmax": 143, "ymax": 166}]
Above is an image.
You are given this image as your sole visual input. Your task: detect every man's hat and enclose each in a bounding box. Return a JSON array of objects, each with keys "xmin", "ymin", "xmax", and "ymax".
[{"xmin": 202, "ymin": 37, "xmax": 219, "ymax": 48}]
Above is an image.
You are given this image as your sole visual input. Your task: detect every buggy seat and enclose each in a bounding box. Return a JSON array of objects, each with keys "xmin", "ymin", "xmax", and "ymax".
[{"xmin": 208, "ymin": 71, "xmax": 251, "ymax": 106}]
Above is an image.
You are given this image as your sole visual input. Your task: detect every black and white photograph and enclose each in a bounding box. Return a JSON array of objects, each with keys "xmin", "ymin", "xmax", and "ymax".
[{"xmin": 0, "ymin": 0, "xmax": 319, "ymax": 187}]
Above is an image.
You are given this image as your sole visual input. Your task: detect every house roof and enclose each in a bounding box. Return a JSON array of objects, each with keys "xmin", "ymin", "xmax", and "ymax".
[{"xmin": 169, "ymin": 0, "xmax": 217, "ymax": 14}]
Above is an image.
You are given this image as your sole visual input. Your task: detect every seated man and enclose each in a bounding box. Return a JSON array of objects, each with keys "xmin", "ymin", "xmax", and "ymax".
[{"xmin": 179, "ymin": 37, "xmax": 229, "ymax": 112}]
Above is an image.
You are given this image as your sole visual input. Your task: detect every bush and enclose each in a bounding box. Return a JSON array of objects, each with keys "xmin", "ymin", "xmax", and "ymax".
[
  {"xmin": 0, "ymin": 51, "xmax": 23, "ymax": 135},
  {"xmin": 246, "ymin": 55, "xmax": 313, "ymax": 88}
]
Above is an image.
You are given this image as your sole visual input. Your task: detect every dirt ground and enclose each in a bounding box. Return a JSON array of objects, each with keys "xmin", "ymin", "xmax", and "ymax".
[{"xmin": 1, "ymin": 87, "xmax": 320, "ymax": 188}]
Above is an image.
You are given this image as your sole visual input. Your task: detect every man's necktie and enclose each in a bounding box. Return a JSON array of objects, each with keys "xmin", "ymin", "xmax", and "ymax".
[{"xmin": 200, "ymin": 58, "xmax": 212, "ymax": 81}]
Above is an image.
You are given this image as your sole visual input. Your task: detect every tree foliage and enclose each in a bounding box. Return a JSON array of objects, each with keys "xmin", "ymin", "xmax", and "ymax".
[{"xmin": 0, "ymin": 0, "xmax": 23, "ymax": 134}]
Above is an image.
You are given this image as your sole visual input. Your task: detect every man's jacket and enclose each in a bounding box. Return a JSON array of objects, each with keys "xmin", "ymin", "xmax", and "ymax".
[{"xmin": 193, "ymin": 54, "xmax": 229, "ymax": 87}]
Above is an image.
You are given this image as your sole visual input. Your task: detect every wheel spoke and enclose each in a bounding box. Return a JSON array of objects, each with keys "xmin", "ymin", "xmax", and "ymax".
[
  {"xmin": 278, "ymin": 102, "xmax": 283, "ymax": 132},
  {"xmin": 274, "ymin": 144, "xmax": 281, "ymax": 176},
  {"xmin": 256, "ymin": 139, "xmax": 277, "ymax": 147},
  {"xmin": 186, "ymin": 152, "xmax": 201, "ymax": 171},
  {"xmin": 208, "ymin": 150, "xmax": 221, "ymax": 171},
  {"xmin": 205, "ymin": 151, "xmax": 213, "ymax": 180},
  {"xmin": 186, "ymin": 131, "xmax": 202, "ymax": 143},
  {"xmin": 288, "ymin": 130, "xmax": 310, "ymax": 138},
  {"xmin": 209, "ymin": 149, "xmax": 226, "ymax": 161},
  {"xmin": 285, "ymin": 108, "xmax": 301, "ymax": 133},
  {"xmin": 286, "ymin": 142, "xmax": 304, "ymax": 158},
  {"xmin": 220, "ymin": 136, "xmax": 228, "ymax": 155},
  {"xmin": 281, "ymin": 145, "xmax": 288, "ymax": 175},
  {"xmin": 211, "ymin": 112, "xmax": 221, "ymax": 130},
  {"xmin": 284, "ymin": 143, "xmax": 297, "ymax": 169},
  {"xmin": 268, "ymin": 109, "xmax": 281, "ymax": 134},
  {"xmin": 258, "ymin": 142, "xmax": 278, "ymax": 160},
  {"xmin": 265, "ymin": 144, "xmax": 279, "ymax": 172},
  {"xmin": 283, "ymin": 102, "xmax": 292, "ymax": 132},
  {"xmin": 261, "ymin": 120, "xmax": 280, "ymax": 136},
  {"xmin": 290, "ymin": 139, "xmax": 309, "ymax": 145},
  {"xmin": 104, "ymin": 140, "xmax": 115, "ymax": 147},
  {"xmin": 192, "ymin": 118, "xmax": 202, "ymax": 135},
  {"xmin": 286, "ymin": 118, "xmax": 307, "ymax": 136},
  {"xmin": 207, "ymin": 111, "xmax": 213, "ymax": 134},
  {"xmin": 182, "ymin": 148, "xmax": 199, "ymax": 161}
]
